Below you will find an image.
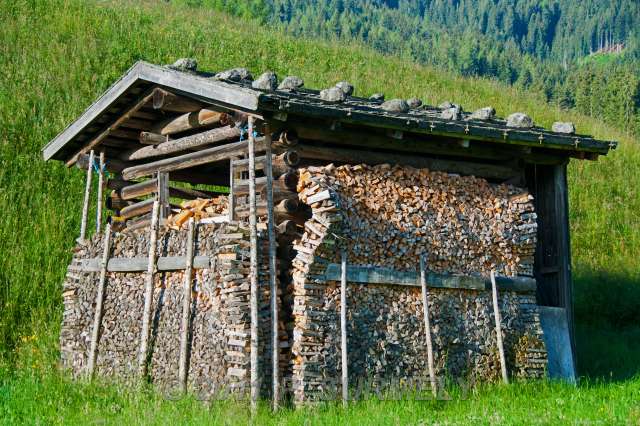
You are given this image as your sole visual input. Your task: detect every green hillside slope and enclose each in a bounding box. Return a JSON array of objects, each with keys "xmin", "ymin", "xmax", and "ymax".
[{"xmin": 0, "ymin": 0, "xmax": 638, "ymax": 418}]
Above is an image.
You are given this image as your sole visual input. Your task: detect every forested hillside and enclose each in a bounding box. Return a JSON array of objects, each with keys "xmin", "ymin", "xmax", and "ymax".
[{"xmin": 192, "ymin": 0, "xmax": 640, "ymax": 134}]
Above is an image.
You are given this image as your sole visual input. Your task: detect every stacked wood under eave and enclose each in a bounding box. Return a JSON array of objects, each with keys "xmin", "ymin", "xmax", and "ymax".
[{"xmin": 297, "ymin": 163, "xmax": 537, "ymax": 277}]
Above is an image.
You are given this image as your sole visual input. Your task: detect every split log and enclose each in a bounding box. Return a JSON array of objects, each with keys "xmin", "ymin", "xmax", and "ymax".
[
  {"xmin": 152, "ymin": 88, "xmax": 203, "ymax": 113},
  {"xmin": 152, "ymin": 109, "xmax": 229, "ymax": 135},
  {"xmin": 123, "ymin": 125, "xmax": 241, "ymax": 161},
  {"xmin": 122, "ymin": 138, "xmax": 267, "ymax": 180}
]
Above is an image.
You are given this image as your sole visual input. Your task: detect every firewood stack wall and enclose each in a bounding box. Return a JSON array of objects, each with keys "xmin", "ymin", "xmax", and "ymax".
[
  {"xmin": 60, "ymin": 222, "xmax": 285, "ymax": 399},
  {"xmin": 290, "ymin": 164, "xmax": 546, "ymax": 403}
]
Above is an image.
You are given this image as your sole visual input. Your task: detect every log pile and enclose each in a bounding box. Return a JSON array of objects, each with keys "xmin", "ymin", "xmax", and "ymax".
[
  {"xmin": 60, "ymin": 222, "xmax": 285, "ymax": 399},
  {"xmin": 297, "ymin": 163, "xmax": 537, "ymax": 277},
  {"xmin": 166, "ymin": 197, "xmax": 228, "ymax": 229},
  {"xmin": 288, "ymin": 163, "xmax": 545, "ymax": 403}
]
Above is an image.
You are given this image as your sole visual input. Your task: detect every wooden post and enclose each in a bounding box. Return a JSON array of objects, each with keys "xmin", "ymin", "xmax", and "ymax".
[
  {"xmin": 490, "ymin": 270, "xmax": 509, "ymax": 384},
  {"xmin": 264, "ymin": 125, "xmax": 279, "ymax": 409},
  {"xmin": 419, "ymin": 256, "xmax": 437, "ymax": 397},
  {"xmin": 157, "ymin": 172, "xmax": 170, "ymax": 220},
  {"xmin": 248, "ymin": 116, "xmax": 259, "ymax": 411},
  {"xmin": 340, "ymin": 250, "xmax": 348, "ymax": 406},
  {"xmin": 87, "ymin": 222, "xmax": 112, "ymax": 378},
  {"xmin": 96, "ymin": 151, "xmax": 105, "ymax": 233},
  {"xmin": 178, "ymin": 218, "xmax": 196, "ymax": 394},
  {"xmin": 137, "ymin": 200, "xmax": 160, "ymax": 380},
  {"xmin": 79, "ymin": 149, "xmax": 95, "ymax": 242},
  {"xmin": 228, "ymin": 158, "xmax": 236, "ymax": 221}
]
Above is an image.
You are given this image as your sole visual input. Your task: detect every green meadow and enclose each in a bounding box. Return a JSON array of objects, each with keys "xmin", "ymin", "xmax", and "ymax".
[{"xmin": 0, "ymin": 0, "xmax": 638, "ymax": 423}]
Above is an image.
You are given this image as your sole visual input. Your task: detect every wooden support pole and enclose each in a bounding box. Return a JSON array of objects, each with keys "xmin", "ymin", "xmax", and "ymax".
[
  {"xmin": 419, "ymin": 256, "xmax": 437, "ymax": 397},
  {"xmin": 248, "ymin": 117, "xmax": 259, "ymax": 411},
  {"xmin": 340, "ymin": 250, "xmax": 348, "ymax": 406},
  {"xmin": 229, "ymin": 157, "xmax": 236, "ymax": 221},
  {"xmin": 178, "ymin": 218, "xmax": 196, "ymax": 394},
  {"xmin": 491, "ymin": 270, "xmax": 509, "ymax": 384},
  {"xmin": 96, "ymin": 151, "xmax": 105, "ymax": 233},
  {"xmin": 87, "ymin": 223, "xmax": 112, "ymax": 378},
  {"xmin": 157, "ymin": 172, "xmax": 170, "ymax": 220},
  {"xmin": 79, "ymin": 150, "xmax": 95, "ymax": 242},
  {"xmin": 137, "ymin": 201, "xmax": 160, "ymax": 380},
  {"xmin": 264, "ymin": 126, "xmax": 279, "ymax": 409}
]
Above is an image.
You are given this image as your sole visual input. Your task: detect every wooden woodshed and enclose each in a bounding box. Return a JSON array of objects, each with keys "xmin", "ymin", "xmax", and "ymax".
[{"xmin": 43, "ymin": 60, "xmax": 616, "ymax": 403}]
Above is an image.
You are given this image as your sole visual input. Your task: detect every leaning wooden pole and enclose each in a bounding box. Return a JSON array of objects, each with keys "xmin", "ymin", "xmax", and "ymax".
[
  {"xmin": 248, "ymin": 116, "xmax": 259, "ymax": 411},
  {"xmin": 340, "ymin": 250, "xmax": 348, "ymax": 406},
  {"xmin": 137, "ymin": 200, "xmax": 160, "ymax": 380},
  {"xmin": 96, "ymin": 151, "xmax": 105, "ymax": 233},
  {"xmin": 178, "ymin": 218, "xmax": 196, "ymax": 394},
  {"xmin": 79, "ymin": 149, "xmax": 95, "ymax": 241},
  {"xmin": 490, "ymin": 270, "xmax": 509, "ymax": 384},
  {"xmin": 420, "ymin": 255, "xmax": 437, "ymax": 397},
  {"xmin": 87, "ymin": 222, "xmax": 112, "ymax": 378},
  {"xmin": 264, "ymin": 126, "xmax": 280, "ymax": 410}
]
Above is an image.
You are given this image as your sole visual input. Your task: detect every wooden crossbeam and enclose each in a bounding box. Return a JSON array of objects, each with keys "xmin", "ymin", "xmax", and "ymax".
[{"xmin": 69, "ymin": 255, "xmax": 212, "ymax": 272}]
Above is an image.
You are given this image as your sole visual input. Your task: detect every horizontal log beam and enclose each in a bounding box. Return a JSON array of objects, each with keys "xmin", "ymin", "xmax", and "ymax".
[
  {"xmin": 70, "ymin": 255, "xmax": 212, "ymax": 272},
  {"xmin": 120, "ymin": 198, "xmax": 155, "ymax": 219},
  {"xmin": 123, "ymin": 125, "xmax": 241, "ymax": 161},
  {"xmin": 322, "ymin": 264, "xmax": 536, "ymax": 293},
  {"xmin": 139, "ymin": 132, "xmax": 169, "ymax": 145},
  {"xmin": 120, "ymin": 178, "xmax": 157, "ymax": 200},
  {"xmin": 122, "ymin": 138, "xmax": 267, "ymax": 180},
  {"xmin": 152, "ymin": 88, "xmax": 203, "ymax": 113},
  {"xmin": 152, "ymin": 109, "xmax": 228, "ymax": 135}
]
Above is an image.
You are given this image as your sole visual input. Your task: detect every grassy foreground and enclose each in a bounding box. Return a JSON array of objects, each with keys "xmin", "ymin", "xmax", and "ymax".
[{"xmin": 0, "ymin": 0, "xmax": 639, "ymax": 423}]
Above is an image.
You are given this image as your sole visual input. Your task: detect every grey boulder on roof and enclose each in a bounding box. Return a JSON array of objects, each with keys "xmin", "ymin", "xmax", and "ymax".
[
  {"xmin": 441, "ymin": 106, "xmax": 462, "ymax": 121},
  {"xmin": 381, "ymin": 99, "xmax": 410, "ymax": 113},
  {"xmin": 214, "ymin": 67, "xmax": 253, "ymax": 82},
  {"xmin": 469, "ymin": 107, "xmax": 496, "ymax": 121},
  {"xmin": 506, "ymin": 112, "xmax": 534, "ymax": 128},
  {"xmin": 335, "ymin": 81, "xmax": 354, "ymax": 96},
  {"xmin": 252, "ymin": 71, "xmax": 278, "ymax": 91},
  {"xmin": 552, "ymin": 122, "xmax": 576, "ymax": 134},
  {"xmin": 278, "ymin": 76, "xmax": 304, "ymax": 91},
  {"xmin": 167, "ymin": 58, "xmax": 198, "ymax": 72},
  {"xmin": 320, "ymin": 87, "xmax": 346, "ymax": 103}
]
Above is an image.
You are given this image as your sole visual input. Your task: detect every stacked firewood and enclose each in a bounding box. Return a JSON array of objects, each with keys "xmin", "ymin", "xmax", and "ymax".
[
  {"xmin": 297, "ymin": 163, "xmax": 536, "ymax": 277},
  {"xmin": 166, "ymin": 197, "xmax": 228, "ymax": 229}
]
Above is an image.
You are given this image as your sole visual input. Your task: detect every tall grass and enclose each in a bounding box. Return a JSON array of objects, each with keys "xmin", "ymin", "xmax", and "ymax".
[{"xmin": 0, "ymin": 0, "xmax": 639, "ymax": 420}]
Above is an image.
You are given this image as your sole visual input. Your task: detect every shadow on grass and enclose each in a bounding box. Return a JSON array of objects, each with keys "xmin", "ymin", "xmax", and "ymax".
[{"xmin": 573, "ymin": 268, "xmax": 640, "ymax": 381}]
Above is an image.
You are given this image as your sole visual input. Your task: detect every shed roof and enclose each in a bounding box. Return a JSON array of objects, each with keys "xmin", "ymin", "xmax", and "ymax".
[{"xmin": 42, "ymin": 60, "xmax": 616, "ymax": 164}]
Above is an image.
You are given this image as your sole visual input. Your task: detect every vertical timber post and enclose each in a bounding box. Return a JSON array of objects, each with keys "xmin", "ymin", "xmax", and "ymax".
[
  {"xmin": 248, "ymin": 116, "xmax": 259, "ymax": 411},
  {"xmin": 79, "ymin": 149, "xmax": 95, "ymax": 242},
  {"xmin": 490, "ymin": 271, "xmax": 509, "ymax": 384},
  {"xmin": 87, "ymin": 222, "xmax": 112, "ymax": 378},
  {"xmin": 138, "ymin": 200, "xmax": 160, "ymax": 380},
  {"xmin": 157, "ymin": 171, "xmax": 170, "ymax": 221},
  {"xmin": 228, "ymin": 157, "xmax": 236, "ymax": 221},
  {"xmin": 419, "ymin": 256, "xmax": 437, "ymax": 397},
  {"xmin": 264, "ymin": 125, "xmax": 279, "ymax": 410},
  {"xmin": 178, "ymin": 218, "xmax": 196, "ymax": 394},
  {"xmin": 96, "ymin": 151, "xmax": 105, "ymax": 233},
  {"xmin": 340, "ymin": 250, "xmax": 348, "ymax": 406}
]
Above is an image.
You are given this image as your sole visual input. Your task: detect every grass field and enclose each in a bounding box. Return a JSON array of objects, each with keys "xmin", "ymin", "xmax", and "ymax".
[{"xmin": 0, "ymin": 0, "xmax": 639, "ymax": 423}]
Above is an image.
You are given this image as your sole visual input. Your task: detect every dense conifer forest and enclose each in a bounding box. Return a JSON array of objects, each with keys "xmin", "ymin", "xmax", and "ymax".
[{"xmin": 191, "ymin": 0, "xmax": 640, "ymax": 134}]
